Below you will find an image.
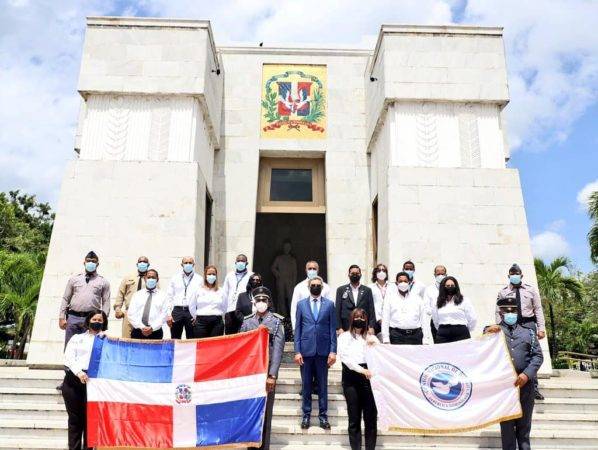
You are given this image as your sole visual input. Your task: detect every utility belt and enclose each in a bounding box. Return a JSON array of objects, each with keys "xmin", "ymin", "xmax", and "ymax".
[
  {"xmin": 390, "ymin": 327, "xmax": 422, "ymax": 335},
  {"xmin": 66, "ymin": 309, "xmax": 93, "ymax": 318}
]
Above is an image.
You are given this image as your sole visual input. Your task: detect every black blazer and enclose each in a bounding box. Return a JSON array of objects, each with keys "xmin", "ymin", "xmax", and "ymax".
[
  {"xmin": 335, "ymin": 284, "xmax": 376, "ymax": 331},
  {"xmin": 235, "ymin": 292, "xmax": 254, "ymax": 317}
]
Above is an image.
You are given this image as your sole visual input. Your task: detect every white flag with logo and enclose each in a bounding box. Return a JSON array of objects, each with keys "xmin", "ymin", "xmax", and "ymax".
[{"xmin": 365, "ymin": 332, "xmax": 522, "ymax": 433}]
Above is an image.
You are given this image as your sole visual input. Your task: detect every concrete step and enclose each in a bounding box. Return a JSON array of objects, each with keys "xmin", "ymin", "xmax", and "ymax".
[
  {"xmin": 0, "ymin": 387, "xmax": 63, "ymax": 404},
  {"xmin": 0, "ymin": 402, "xmax": 65, "ymax": 420},
  {"xmin": 269, "ymin": 426, "xmax": 598, "ymax": 447}
]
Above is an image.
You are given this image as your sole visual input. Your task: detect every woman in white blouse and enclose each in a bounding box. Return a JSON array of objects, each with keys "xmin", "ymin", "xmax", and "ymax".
[
  {"xmin": 191, "ymin": 265, "xmax": 227, "ymax": 338},
  {"xmin": 431, "ymin": 276, "xmax": 477, "ymax": 343},
  {"xmin": 62, "ymin": 310, "xmax": 106, "ymax": 450},
  {"xmin": 368, "ymin": 263, "xmax": 389, "ymax": 335},
  {"xmin": 338, "ymin": 308, "xmax": 379, "ymax": 450}
]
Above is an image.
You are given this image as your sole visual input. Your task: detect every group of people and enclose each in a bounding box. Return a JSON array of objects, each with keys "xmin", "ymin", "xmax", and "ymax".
[{"xmin": 59, "ymin": 250, "xmax": 546, "ymax": 450}]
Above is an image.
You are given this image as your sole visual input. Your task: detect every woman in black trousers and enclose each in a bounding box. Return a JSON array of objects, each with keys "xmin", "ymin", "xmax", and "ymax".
[
  {"xmin": 338, "ymin": 308, "xmax": 379, "ymax": 450},
  {"xmin": 431, "ymin": 276, "xmax": 477, "ymax": 343},
  {"xmin": 62, "ymin": 310, "xmax": 107, "ymax": 450}
]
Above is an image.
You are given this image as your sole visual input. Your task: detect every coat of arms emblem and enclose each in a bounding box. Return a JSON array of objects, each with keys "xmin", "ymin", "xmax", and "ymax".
[
  {"xmin": 174, "ymin": 384, "xmax": 192, "ymax": 404},
  {"xmin": 261, "ymin": 64, "xmax": 327, "ymax": 139}
]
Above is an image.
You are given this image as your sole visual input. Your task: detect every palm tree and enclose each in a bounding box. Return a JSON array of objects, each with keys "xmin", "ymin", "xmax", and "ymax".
[
  {"xmin": 534, "ymin": 257, "xmax": 584, "ymax": 358},
  {"xmin": 0, "ymin": 252, "xmax": 43, "ymax": 359},
  {"xmin": 588, "ymin": 191, "xmax": 598, "ymax": 264}
]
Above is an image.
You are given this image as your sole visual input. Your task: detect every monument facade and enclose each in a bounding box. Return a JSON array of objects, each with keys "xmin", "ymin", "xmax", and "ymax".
[{"xmin": 27, "ymin": 17, "xmax": 550, "ymax": 371}]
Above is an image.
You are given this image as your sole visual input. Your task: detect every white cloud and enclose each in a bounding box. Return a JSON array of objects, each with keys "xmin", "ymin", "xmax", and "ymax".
[
  {"xmin": 462, "ymin": 0, "xmax": 598, "ymax": 151},
  {"xmin": 1, "ymin": 0, "xmax": 597, "ymax": 207},
  {"xmin": 531, "ymin": 230, "xmax": 570, "ymax": 261},
  {"xmin": 576, "ymin": 179, "xmax": 598, "ymax": 209}
]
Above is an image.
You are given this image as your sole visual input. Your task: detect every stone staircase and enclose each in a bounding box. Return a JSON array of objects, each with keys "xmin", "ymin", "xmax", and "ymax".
[{"xmin": 0, "ymin": 363, "xmax": 597, "ymax": 449}]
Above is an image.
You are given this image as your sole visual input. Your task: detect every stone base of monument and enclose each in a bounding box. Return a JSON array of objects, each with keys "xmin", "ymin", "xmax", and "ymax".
[{"xmin": 0, "ymin": 365, "xmax": 596, "ymax": 449}]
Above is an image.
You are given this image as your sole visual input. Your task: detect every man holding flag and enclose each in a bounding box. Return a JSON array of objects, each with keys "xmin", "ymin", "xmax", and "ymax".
[
  {"xmin": 485, "ymin": 296, "xmax": 544, "ymax": 450},
  {"xmin": 240, "ymin": 287, "xmax": 285, "ymax": 450}
]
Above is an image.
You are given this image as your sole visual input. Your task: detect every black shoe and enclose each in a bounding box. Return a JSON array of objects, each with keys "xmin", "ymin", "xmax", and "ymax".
[
  {"xmin": 301, "ymin": 417, "xmax": 310, "ymax": 429},
  {"xmin": 535, "ymin": 390, "xmax": 545, "ymax": 400},
  {"xmin": 319, "ymin": 418, "xmax": 331, "ymax": 430}
]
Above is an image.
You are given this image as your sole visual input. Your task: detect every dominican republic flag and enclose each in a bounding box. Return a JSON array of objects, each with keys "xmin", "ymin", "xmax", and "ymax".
[
  {"xmin": 277, "ymin": 81, "xmax": 311, "ymax": 116},
  {"xmin": 86, "ymin": 328, "xmax": 268, "ymax": 448}
]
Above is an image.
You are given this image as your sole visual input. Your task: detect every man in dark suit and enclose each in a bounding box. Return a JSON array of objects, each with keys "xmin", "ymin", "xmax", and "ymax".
[
  {"xmin": 294, "ymin": 276, "xmax": 337, "ymax": 430},
  {"xmin": 335, "ymin": 264, "xmax": 376, "ymax": 334}
]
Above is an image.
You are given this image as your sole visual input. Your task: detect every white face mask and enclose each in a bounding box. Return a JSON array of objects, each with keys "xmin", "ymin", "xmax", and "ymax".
[
  {"xmin": 397, "ymin": 282, "xmax": 409, "ymax": 292},
  {"xmin": 435, "ymin": 274, "xmax": 446, "ymax": 286},
  {"xmin": 376, "ymin": 271, "xmax": 387, "ymax": 281},
  {"xmin": 255, "ymin": 302, "xmax": 268, "ymax": 314}
]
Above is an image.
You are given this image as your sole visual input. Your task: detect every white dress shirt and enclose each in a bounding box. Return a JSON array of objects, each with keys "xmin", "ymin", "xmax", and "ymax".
[
  {"xmin": 222, "ymin": 270, "xmax": 254, "ymax": 313},
  {"xmin": 409, "ymin": 279, "xmax": 426, "ymax": 299},
  {"xmin": 190, "ymin": 286, "xmax": 227, "ymax": 317},
  {"xmin": 290, "ymin": 277, "xmax": 331, "ymax": 329},
  {"xmin": 64, "ymin": 331, "xmax": 98, "ymax": 375},
  {"xmin": 423, "ymin": 283, "xmax": 439, "ymax": 316},
  {"xmin": 368, "ymin": 281, "xmax": 390, "ymax": 322},
  {"xmin": 128, "ymin": 288, "xmax": 169, "ymax": 331},
  {"xmin": 432, "ymin": 296, "xmax": 477, "ymax": 332},
  {"xmin": 165, "ymin": 271, "xmax": 204, "ymax": 312},
  {"xmin": 338, "ymin": 332, "xmax": 380, "ymax": 374},
  {"xmin": 381, "ymin": 286, "xmax": 427, "ymax": 344}
]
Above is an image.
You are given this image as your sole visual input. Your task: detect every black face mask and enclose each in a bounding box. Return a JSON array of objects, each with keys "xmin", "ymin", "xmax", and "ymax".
[
  {"xmin": 352, "ymin": 320, "xmax": 366, "ymax": 329},
  {"xmin": 445, "ymin": 286, "xmax": 457, "ymax": 295},
  {"xmin": 310, "ymin": 285, "xmax": 323, "ymax": 296},
  {"xmin": 248, "ymin": 280, "xmax": 262, "ymax": 290},
  {"xmin": 89, "ymin": 322, "xmax": 103, "ymax": 331},
  {"xmin": 349, "ymin": 274, "xmax": 361, "ymax": 284}
]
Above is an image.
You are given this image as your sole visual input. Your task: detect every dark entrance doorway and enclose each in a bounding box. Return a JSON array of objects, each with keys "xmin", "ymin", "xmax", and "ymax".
[{"xmin": 253, "ymin": 213, "xmax": 327, "ymax": 319}]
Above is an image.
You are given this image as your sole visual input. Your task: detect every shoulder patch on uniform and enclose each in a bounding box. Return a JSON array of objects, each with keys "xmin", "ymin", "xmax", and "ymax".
[
  {"xmin": 272, "ymin": 313, "xmax": 284, "ymax": 320},
  {"xmin": 244, "ymin": 313, "xmax": 256, "ymax": 319}
]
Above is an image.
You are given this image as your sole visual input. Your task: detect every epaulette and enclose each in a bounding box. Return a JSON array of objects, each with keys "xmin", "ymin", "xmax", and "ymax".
[
  {"xmin": 272, "ymin": 313, "xmax": 284, "ymax": 320},
  {"xmin": 244, "ymin": 313, "xmax": 256, "ymax": 320}
]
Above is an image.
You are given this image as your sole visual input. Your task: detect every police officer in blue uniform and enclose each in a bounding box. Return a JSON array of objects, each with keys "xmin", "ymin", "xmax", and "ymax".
[
  {"xmin": 485, "ymin": 297, "xmax": 544, "ymax": 450},
  {"xmin": 240, "ymin": 287, "xmax": 285, "ymax": 450}
]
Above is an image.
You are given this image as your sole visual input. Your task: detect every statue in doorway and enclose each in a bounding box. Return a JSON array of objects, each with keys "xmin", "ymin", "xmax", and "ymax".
[{"xmin": 271, "ymin": 239, "xmax": 297, "ymax": 318}]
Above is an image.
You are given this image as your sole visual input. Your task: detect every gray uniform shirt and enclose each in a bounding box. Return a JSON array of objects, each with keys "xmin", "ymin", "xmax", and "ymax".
[
  {"xmin": 60, "ymin": 273, "xmax": 111, "ymax": 319},
  {"xmin": 240, "ymin": 312, "xmax": 285, "ymax": 378},
  {"xmin": 496, "ymin": 283, "xmax": 546, "ymax": 332},
  {"xmin": 500, "ymin": 322, "xmax": 544, "ymax": 380}
]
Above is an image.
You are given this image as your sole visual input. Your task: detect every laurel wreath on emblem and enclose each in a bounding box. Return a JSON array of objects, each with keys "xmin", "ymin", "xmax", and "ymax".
[
  {"xmin": 174, "ymin": 384, "xmax": 192, "ymax": 404},
  {"xmin": 261, "ymin": 70, "xmax": 325, "ymax": 126}
]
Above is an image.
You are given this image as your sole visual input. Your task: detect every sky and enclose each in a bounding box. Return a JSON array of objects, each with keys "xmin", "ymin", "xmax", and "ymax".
[{"xmin": 0, "ymin": 0, "xmax": 597, "ymax": 271}]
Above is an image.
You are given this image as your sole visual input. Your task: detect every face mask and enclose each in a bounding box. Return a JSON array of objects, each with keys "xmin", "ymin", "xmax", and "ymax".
[
  {"xmin": 307, "ymin": 269, "xmax": 318, "ymax": 280},
  {"xmin": 397, "ymin": 282, "xmax": 409, "ymax": 292},
  {"xmin": 249, "ymin": 279, "xmax": 262, "ymax": 290},
  {"xmin": 85, "ymin": 262, "xmax": 97, "ymax": 273},
  {"xmin": 405, "ymin": 270, "xmax": 414, "ymax": 280},
  {"xmin": 310, "ymin": 284, "xmax": 323, "ymax": 296},
  {"xmin": 89, "ymin": 321, "xmax": 103, "ymax": 331},
  {"xmin": 509, "ymin": 274, "xmax": 522, "ymax": 285},
  {"xmin": 137, "ymin": 262, "xmax": 149, "ymax": 273},
  {"xmin": 435, "ymin": 275, "xmax": 446, "ymax": 286},
  {"xmin": 146, "ymin": 278, "xmax": 158, "ymax": 290},
  {"xmin": 376, "ymin": 271, "xmax": 387, "ymax": 281},
  {"xmin": 503, "ymin": 312, "xmax": 518, "ymax": 326},
  {"xmin": 183, "ymin": 263, "xmax": 194, "ymax": 274},
  {"xmin": 349, "ymin": 274, "xmax": 361, "ymax": 284},
  {"xmin": 236, "ymin": 261, "xmax": 247, "ymax": 272},
  {"xmin": 206, "ymin": 274, "xmax": 217, "ymax": 284},
  {"xmin": 353, "ymin": 319, "xmax": 366, "ymax": 329},
  {"xmin": 445, "ymin": 286, "xmax": 457, "ymax": 295},
  {"xmin": 255, "ymin": 301, "xmax": 268, "ymax": 314}
]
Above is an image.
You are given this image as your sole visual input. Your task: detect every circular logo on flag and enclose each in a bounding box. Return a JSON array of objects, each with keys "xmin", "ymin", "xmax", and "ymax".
[
  {"xmin": 419, "ymin": 362, "xmax": 472, "ymax": 411},
  {"xmin": 174, "ymin": 384, "xmax": 192, "ymax": 404}
]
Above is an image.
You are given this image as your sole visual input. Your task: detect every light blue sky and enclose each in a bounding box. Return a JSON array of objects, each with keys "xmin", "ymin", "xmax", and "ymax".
[{"xmin": 1, "ymin": 0, "xmax": 596, "ymax": 271}]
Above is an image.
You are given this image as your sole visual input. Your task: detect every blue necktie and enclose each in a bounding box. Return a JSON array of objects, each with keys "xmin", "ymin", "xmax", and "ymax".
[{"xmin": 311, "ymin": 299, "xmax": 318, "ymax": 320}]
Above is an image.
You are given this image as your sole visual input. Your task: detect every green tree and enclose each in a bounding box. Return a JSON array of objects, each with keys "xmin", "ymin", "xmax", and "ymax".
[
  {"xmin": 589, "ymin": 191, "xmax": 598, "ymax": 264},
  {"xmin": 534, "ymin": 257, "xmax": 584, "ymax": 357},
  {"xmin": 0, "ymin": 251, "xmax": 44, "ymax": 359}
]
